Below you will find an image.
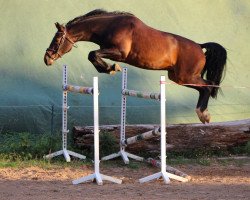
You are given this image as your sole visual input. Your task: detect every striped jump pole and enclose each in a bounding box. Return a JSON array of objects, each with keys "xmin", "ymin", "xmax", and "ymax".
[
  {"xmin": 63, "ymin": 85, "xmax": 93, "ymax": 94},
  {"xmin": 72, "ymin": 77, "xmax": 122, "ymax": 185},
  {"xmin": 102, "ymin": 68, "xmax": 162, "ymax": 164},
  {"xmin": 44, "ymin": 65, "xmax": 92, "ymax": 162},
  {"xmin": 120, "ymin": 127, "xmax": 161, "ymax": 146},
  {"xmin": 122, "ymin": 89, "xmax": 160, "ymax": 100}
]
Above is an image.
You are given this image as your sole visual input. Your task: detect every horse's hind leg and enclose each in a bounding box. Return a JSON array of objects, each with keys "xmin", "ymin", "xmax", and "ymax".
[
  {"xmin": 170, "ymin": 69, "xmax": 212, "ymax": 123},
  {"xmin": 88, "ymin": 49, "xmax": 123, "ymax": 75},
  {"xmin": 186, "ymin": 78, "xmax": 213, "ymax": 123},
  {"xmin": 194, "ymin": 86, "xmax": 212, "ymax": 123}
]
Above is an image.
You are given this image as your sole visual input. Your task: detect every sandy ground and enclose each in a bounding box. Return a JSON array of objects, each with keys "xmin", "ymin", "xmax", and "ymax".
[{"xmin": 0, "ymin": 161, "xmax": 249, "ymax": 200}]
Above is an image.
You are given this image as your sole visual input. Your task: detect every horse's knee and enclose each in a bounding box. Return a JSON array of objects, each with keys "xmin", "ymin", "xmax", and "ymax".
[{"xmin": 88, "ymin": 51, "xmax": 97, "ymax": 62}]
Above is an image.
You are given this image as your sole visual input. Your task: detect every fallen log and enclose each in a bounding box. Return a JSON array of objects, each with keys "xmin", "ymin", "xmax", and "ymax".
[{"xmin": 73, "ymin": 119, "xmax": 250, "ymax": 154}]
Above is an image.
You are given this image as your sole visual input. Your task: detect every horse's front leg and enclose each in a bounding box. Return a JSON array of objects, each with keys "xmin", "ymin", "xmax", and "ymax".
[{"xmin": 88, "ymin": 49, "xmax": 123, "ymax": 75}]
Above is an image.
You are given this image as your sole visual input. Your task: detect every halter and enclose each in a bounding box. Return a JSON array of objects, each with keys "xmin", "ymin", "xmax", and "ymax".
[{"xmin": 46, "ymin": 29, "xmax": 77, "ymax": 60}]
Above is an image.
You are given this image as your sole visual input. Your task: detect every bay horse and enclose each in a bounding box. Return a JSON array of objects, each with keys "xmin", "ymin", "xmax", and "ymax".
[{"xmin": 44, "ymin": 9, "xmax": 227, "ymax": 124}]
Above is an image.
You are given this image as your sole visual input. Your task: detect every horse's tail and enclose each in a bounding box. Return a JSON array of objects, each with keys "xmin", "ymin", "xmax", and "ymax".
[{"xmin": 200, "ymin": 42, "xmax": 227, "ymax": 98}]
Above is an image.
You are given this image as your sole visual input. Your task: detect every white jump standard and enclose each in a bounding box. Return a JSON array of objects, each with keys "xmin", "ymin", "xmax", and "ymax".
[
  {"xmin": 102, "ymin": 68, "xmax": 189, "ymax": 184},
  {"xmin": 72, "ymin": 76, "xmax": 122, "ymax": 185},
  {"xmin": 102, "ymin": 68, "xmax": 157, "ymax": 164},
  {"xmin": 139, "ymin": 76, "xmax": 188, "ymax": 184},
  {"xmin": 44, "ymin": 65, "xmax": 88, "ymax": 162}
]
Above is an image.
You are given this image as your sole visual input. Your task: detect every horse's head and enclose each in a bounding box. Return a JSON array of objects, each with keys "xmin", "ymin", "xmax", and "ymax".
[{"xmin": 44, "ymin": 22, "xmax": 75, "ymax": 66}]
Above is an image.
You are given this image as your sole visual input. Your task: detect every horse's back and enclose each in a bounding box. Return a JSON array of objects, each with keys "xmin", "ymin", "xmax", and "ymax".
[
  {"xmin": 96, "ymin": 15, "xmax": 205, "ymax": 71},
  {"xmin": 130, "ymin": 20, "xmax": 205, "ymax": 71},
  {"xmin": 124, "ymin": 18, "xmax": 181, "ymax": 70}
]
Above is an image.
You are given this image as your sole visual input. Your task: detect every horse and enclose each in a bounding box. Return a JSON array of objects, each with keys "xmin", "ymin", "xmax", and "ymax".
[{"xmin": 44, "ymin": 9, "xmax": 227, "ymax": 124}]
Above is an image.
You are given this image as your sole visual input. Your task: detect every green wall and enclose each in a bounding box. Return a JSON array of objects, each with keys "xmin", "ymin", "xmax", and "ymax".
[{"xmin": 0, "ymin": 0, "xmax": 250, "ymax": 133}]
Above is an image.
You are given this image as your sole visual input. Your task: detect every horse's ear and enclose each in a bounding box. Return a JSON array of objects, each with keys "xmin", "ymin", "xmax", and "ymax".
[{"xmin": 55, "ymin": 22, "xmax": 65, "ymax": 32}]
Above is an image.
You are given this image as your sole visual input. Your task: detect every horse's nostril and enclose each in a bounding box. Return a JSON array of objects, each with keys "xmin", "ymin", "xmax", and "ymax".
[{"xmin": 44, "ymin": 55, "xmax": 53, "ymax": 66}]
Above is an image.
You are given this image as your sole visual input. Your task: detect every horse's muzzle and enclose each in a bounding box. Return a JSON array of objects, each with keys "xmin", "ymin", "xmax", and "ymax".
[{"xmin": 44, "ymin": 54, "xmax": 54, "ymax": 66}]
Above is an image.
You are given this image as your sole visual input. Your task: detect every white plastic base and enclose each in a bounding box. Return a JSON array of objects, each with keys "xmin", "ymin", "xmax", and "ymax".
[
  {"xmin": 101, "ymin": 150, "xmax": 144, "ymax": 164},
  {"xmin": 44, "ymin": 149, "xmax": 86, "ymax": 162},
  {"xmin": 72, "ymin": 172, "xmax": 122, "ymax": 185},
  {"xmin": 139, "ymin": 170, "xmax": 189, "ymax": 184}
]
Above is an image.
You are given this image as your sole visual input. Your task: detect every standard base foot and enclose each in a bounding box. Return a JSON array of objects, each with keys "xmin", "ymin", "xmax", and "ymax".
[
  {"xmin": 139, "ymin": 171, "xmax": 189, "ymax": 184},
  {"xmin": 72, "ymin": 172, "xmax": 122, "ymax": 185},
  {"xmin": 44, "ymin": 149, "xmax": 86, "ymax": 162},
  {"xmin": 101, "ymin": 150, "xmax": 144, "ymax": 164}
]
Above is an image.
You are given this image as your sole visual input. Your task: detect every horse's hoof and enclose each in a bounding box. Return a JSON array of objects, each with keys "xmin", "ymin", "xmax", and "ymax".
[
  {"xmin": 202, "ymin": 109, "xmax": 211, "ymax": 123},
  {"xmin": 195, "ymin": 108, "xmax": 206, "ymax": 124},
  {"xmin": 109, "ymin": 70, "xmax": 116, "ymax": 75},
  {"xmin": 113, "ymin": 63, "xmax": 122, "ymax": 72},
  {"xmin": 108, "ymin": 64, "xmax": 122, "ymax": 75}
]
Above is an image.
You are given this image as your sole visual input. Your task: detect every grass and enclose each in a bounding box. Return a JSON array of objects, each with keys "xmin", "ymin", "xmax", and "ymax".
[
  {"xmin": 166, "ymin": 156, "xmax": 212, "ymax": 166},
  {"xmin": 0, "ymin": 154, "xmax": 249, "ymax": 170},
  {"xmin": 0, "ymin": 154, "xmax": 93, "ymax": 169},
  {"xmin": 0, "ymin": 131, "xmax": 249, "ymax": 169},
  {"xmin": 0, "ymin": 131, "xmax": 91, "ymax": 169}
]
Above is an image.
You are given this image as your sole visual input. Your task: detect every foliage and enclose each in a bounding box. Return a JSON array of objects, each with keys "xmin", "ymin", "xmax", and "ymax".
[
  {"xmin": 0, "ymin": 131, "xmax": 249, "ymax": 166},
  {"xmin": 245, "ymin": 141, "xmax": 250, "ymax": 156},
  {"xmin": 99, "ymin": 131, "xmax": 118, "ymax": 158},
  {"xmin": 0, "ymin": 132, "xmax": 61, "ymax": 160}
]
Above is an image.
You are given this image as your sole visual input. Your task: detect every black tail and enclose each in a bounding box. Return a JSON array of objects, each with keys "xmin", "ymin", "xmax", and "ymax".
[{"xmin": 200, "ymin": 42, "xmax": 227, "ymax": 98}]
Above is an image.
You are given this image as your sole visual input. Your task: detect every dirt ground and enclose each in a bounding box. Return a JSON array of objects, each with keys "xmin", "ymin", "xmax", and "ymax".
[{"xmin": 0, "ymin": 160, "xmax": 249, "ymax": 200}]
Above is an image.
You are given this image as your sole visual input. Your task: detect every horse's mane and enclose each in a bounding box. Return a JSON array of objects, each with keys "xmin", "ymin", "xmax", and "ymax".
[{"xmin": 66, "ymin": 9, "xmax": 134, "ymax": 26}]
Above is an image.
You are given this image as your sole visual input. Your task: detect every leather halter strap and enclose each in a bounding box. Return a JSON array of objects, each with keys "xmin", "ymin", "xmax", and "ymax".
[{"xmin": 46, "ymin": 29, "xmax": 77, "ymax": 60}]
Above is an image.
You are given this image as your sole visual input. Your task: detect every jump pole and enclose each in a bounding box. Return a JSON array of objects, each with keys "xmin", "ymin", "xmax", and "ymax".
[
  {"xmin": 44, "ymin": 65, "xmax": 88, "ymax": 162},
  {"xmin": 72, "ymin": 77, "xmax": 122, "ymax": 185}
]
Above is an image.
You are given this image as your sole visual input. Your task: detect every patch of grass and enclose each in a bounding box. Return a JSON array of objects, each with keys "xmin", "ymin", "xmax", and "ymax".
[
  {"xmin": 0, "ymin": 131, "xmax": 62, "ymax": 159},
  {"xmin": 244, "ymin": 141, "xmax": 250, "ymax": 156},
  {"xmin": 197, "ymin": 158, "xmax": 211, "ymax": 166},
  {"xmin": 0, "ymin": 131, "xmax": 91, "ymax": 168},
  {"xmin": 166, "ymin": 156, "xmax": 212, "ymax": 166},
  {"xmin": 101, "ymin": 159, "xmax": 144, "ymax": 170},
  {"xmin": 217, "ymin": 158, "xmax": 250, "ymax": 167},
  {"xmin": 217, "ymin": 159, "xmax": 230, "ymax": 166},
  {"xmin": 233, "ymin": 159, "xmax": 245, "ymax": 167},
  {"xmin": 166, "ymin": 156, "xmax": 194, "ymax": 166},
  {"xmin": 1, "ymin": 130, "xmax": 249, "ymax": 170},
  {"xmin": 0, "ymin": 161, "xmax": 17, "ymax": 168},
  {"xmin": 99, "ymin": 131, "xmax": 118, "ymax": 158},
  {"xmin": 0, "ymin": 154, "xmax": 92, "ymax": 169},
  {"xmin": 127, "ymin": 161, "xmax": 141, "ymax": 169}
]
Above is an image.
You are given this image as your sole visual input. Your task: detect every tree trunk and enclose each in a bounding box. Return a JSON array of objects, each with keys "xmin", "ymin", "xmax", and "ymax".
[{"xmin": 72, "ymin": 119, "xmax": 250, "ymax": 154}]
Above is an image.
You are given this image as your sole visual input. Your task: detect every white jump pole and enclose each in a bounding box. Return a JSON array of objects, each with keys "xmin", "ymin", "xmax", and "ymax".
[
  {"xmin": 139, "ymin": 76, "xmax": 189, "ymax": 184},
  {"xmin": 44, "ymin": 65, "xmax": 87, "ymax": 162},
  {"xmin": 72, "ymin": 77, "xmax": 122, "ymax": 185}
]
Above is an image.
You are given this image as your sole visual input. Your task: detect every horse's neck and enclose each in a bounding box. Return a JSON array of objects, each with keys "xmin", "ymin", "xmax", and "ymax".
[
  {"xmin": 67, "ymin": 19, "xmax": 106, "ymax": 43},
  {"xmin": 67, "ymin": 24, "xmax": 90, "ymax": 42}
]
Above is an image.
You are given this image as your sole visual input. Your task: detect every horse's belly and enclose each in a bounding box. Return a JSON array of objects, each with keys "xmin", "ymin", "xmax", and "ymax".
[{"xmin": 126, "ymin": 50, "xmax": 174, "ymax": 70}]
